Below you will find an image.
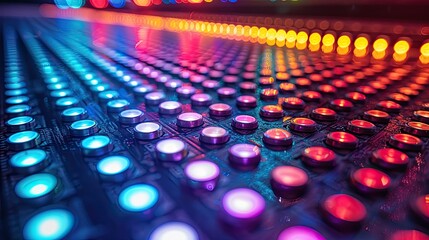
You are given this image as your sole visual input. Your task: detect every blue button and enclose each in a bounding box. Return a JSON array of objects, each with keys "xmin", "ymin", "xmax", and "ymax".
[
  {"xmin": 15, "ymin": 173, "xmax": 58, "ymax": 199},
  {"xmin": 8, "ymin": 131, "xmax": 40, "ymax": 151},
  {"xmin": 97, "ymin": 155, "xmax": 130, "ymax": 175},
  {"xmin": 10, "ymin": 149, "xmax": 48, "ymax": 173},
  {"xmin": 70, "ymin": 120, "xmax": 98, "ymax": 137},
  {"xmin": 118, "ymin": 184, "xmax": 159, "ymax": 212},
  {"xmin": 61, "ymin": 107, "xmax": 87, "ymax": 122},
  {"xmin": 23, "ymin": 209, "xmax": 74, "ymax": 240},
  {"xmin": 98, "ymin": 90, "xmax": 119, "ymax": 101},
  {"xmin": 50, "ymin": 90, "xmax": 72, "ymax": 98},
  {"xmin": 44, "ymin": 77, "xmax": 62, "ymax": 84},
  {"xmin": 107, "ymin": 99, "xmax": 130, "ymax": 112},
  {"xmin": 6, "ymin": 104, "xmax": 31, "ymax": 115},
  {"xmin": 81, "ymin": 135, "xmax": 113, "ymax": 156},
  {"xmin": 6, "ymin": 96, "xmax": 30, "ymax": 105},
  {"xmin": 6, "ymin": 116, "xmax": 35, "ymax": 132},
  {"xmin": 83, "ymin": 79, "xmax": 100, "ymax": 86},
  {"xmin": 47, "ymin": 82, "xmax": 69, "ymax": 90},
  {"xmin": 5, "ymin": 88, "xmax": 28, "ymax": 96},
  {"xmin": 5, "ymin": 82, "xmax": 26, "ymax": 89},
  {"xmin": 56, "ymin": 97, "xmax": 78, "ymax": 109}
]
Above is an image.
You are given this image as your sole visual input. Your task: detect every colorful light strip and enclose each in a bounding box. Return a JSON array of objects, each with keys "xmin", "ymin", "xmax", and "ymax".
[{"xmin": 40, "ymin": 5, "xmax": 429, "ymax": 64}]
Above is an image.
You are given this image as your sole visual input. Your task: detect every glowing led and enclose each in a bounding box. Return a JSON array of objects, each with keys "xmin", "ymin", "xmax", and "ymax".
[
  {"xmin": 185, "ymin": 160, "xmax": 220, "ymax": 182},
  {"xmin": 296, "ymin": 31, "xmax": 308, "ymax": 44},
  {"xmin": 337, "ymin": 35, "xmax": 351, "ymax": 48},
  {"xmin": 322, "ymin": 33, "xmax": 335, "ymax": 46},
  {"xmin": 15, "ymin": 173, "xmax": 58, "ymax": 199},
  {"xmin": 373, "ymin": 38, "xmax": 388, "ymax": 52},
  {"xmin": 10, "ymin": 149, "xmax": 47, "ymax": 170},
  {"xmin": 286, "ymin": 30, "xmax": 297, "ymax": 42},
  {"xmin": 118, "ymin": 184, "xmax": 159, "ymax": 212},
  {"xmin": 394, "ymin": 40, "xmax": 410, "ymax": 54},
  {"xmin": 309, "ymin": 32, "xmax": 321, "ymax": 45},
  {"xmin": 222, "ymin": 188, "xmax": 265, "ymax": 219},
  {"xmin": 97, "ymin": 156, "xmax": 131, "ymax": 175},
  {"xmin": 149, "ymin": 222, "xmax": 199, "ymax": 240},
  {"xmin": 420, "ymin": 42, "xmax": 429, "ymax": 57},
  {"xmin": 23, "ymin": 209, "xmax": 74, "ymax": 240},
  {"xmin": 354, "ymin": 37, "xmax": 369, "ymax": 50}
]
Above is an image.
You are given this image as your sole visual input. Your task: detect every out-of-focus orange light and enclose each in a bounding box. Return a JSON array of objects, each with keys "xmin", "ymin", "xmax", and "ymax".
[
  {"xmin": 419, "ymin": 55, "xmax": 429, "ymax": 64},
  {"xmin": 373, "ymin": 38, "xmax": 388, "ymax": 52},
  {"xmin": 322, "ymin": 45, "xmax": 334, "ymax": 53},
  {"xmin": 394, "ymin": 40, "xmax": 410, "ymax": 54},
  {"xmin": 372, "ymin": 50, "xmax": 386, "ymax": 60},
  {"xmin": 393, "ymin": 52, "xmax": 407, "ymax": 62},
  {"xmin": 243, "ymin": 26, "xmax": 250, "ymax": 37},
  {"xmin": 133, "ymin": 0, "xmax": 151, "ymax": 7},
  {"xmin": 286, "ymin": 30, "xmax": 297, "ymax": 42},
  {"xmin": 337, "ymin": 46, "xmax": 349, "ymax": 55},
  {"xmin": 420, "ymin": 42, "xmax": 429, "ymax": 57},
  {"xmin": 354, "ymin": 37, "xmax": 369, "ymax": 50},
  {"xmin": 322, "ymin": 33, "xmax": 335, "ymax": 46},
  {"xmin": 267, "ymin": 28, "xmax": 277, "ymax": 41},
  {"xmin": 354, "ymin": 48, "xmax": 367, "ymax": 57},
  {"xmin": 309, "ymin": 32, "xmax": 321, "ymax": 45},
  {"xmin": 189, "ymin": 0, "xmax": 203, "ymax": 3},
  {"xmin": 337, "ymin": 35, "xmax": 351, "ymax": 48},
  {"xmin": 205, "ymin": 0, "xmax": 213, "ymax": 2},
  {"xmin": 296, "ymin": 31, "xmax": 308, "ymax": 44}
]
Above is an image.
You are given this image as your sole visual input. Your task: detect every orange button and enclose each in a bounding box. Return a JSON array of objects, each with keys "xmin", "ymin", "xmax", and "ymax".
[
  {"xmin": 363, "ymin": 110, "xmax": 390, "ymax": 123},
  {"xmin": 345, "ymin": 92, "xmax": 366, "ymax": 103},
  {"xmin": 326, "ymin": 131, "xmax": 358, "ymax": 149},
  {"xmin": 290, "ymin": 117, "xmax": 317, "ymax": 132},
  {"xmin": 311, "ymin": 108, "xmax": 337, "ymax": 121},
  {"xmin": 330, "ymin": 99, "xmax": 353, "ymax": 111}
]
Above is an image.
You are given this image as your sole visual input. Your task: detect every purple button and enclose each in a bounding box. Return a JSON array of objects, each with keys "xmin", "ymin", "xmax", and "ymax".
[
  {"xmin": 145, "ymin": 92, "xmax": 166, "ymax": 105},
  {"xmin": 239, "ymin": 82, "xmax": 257, "ymax": 93},
  {"xmin": 165, "ymin": 79, "xmax": 183, "ymax": 91},
  {"xmin": 277, "ymin": 226, "xmax": 325, "ymax": 240},
  {"xmin": 228, "ymin": 143, "xmax": 261, "ymax": 169},
  {"xmin": 176, "ymin": 86, "xmax": 196, "ymax": 98},
  {"xmin": 200, "ymin": 126, "xmax": 230, "ymax": 144},
  {"xmin": 221, "ymin": 188, "xmax": 265, "ymax": 227},
  {"xmin": 209, "ymin": 103, "xmax": 232, "ymax": 117},
  {"xmin": 184, "ymin": 160, "xmax": 220, "ymax": 191},
  {"xmin": 155, "ymin": 139, "xmax": 188, "ymax": 161},
  {"xmin": 202, "ymin": 80, "xmax": 220, "ymax": 91},
  {"xmin": 191, "ymin": 93, "xmax": 213, "ymax": 107},
  {"xmin": 190, "ymin": 75, "xmax": 206, "ymax": 84},
  {"xmin": 177, "ymin": 112, "xmax": 204, "ymax": 128},
  {"xmin": 156, "ymin": 75, "xmax": 171, "ymax": 84},
  {"xmin": 231, "ymin": 115, "xmax": 258, "ymax": 130},
  {"xmin": 236, "ymin": 95, "xmax": 257, "ymax": 108},
  {"xmin": 159, "ymin": 101, "xmax": 182, "ymax": 115},
  {"xmin": 217, "ymin": 87, "xmax": 237, "ymax": 98}
]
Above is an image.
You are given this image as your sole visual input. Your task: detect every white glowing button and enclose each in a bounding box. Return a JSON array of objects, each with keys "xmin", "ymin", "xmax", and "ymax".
[
  {"xmin": 135, "ymin": 122, "xmax": 161, "ymax": 133},
  {"xmin": 149, "ymin": 222, "xmax": 199, "ymax": 240},
  {"xmin": 178, "ymin": 112, "xmax": 202, "ymax": 121},
  {"xmin": 230, "ymin": 144, "xmax": 260, "ymax": 158},
  {"xmin": 222, "ymin": 188, "xmax": 265, "ymax": 219},
  {"xmin": 97, "ymin": 156, "xmax": 131, "ymax": 175},
  {"xmin": 156, "ymin": 139, "xmax": 185, "ymax": 154},
  {"xmin": 160, "ymin": 101, "xmax": 181, "ymax": 110},
  {"xmin": 185, "ymin": 161, "xmax": 220, "ymax": 182}
]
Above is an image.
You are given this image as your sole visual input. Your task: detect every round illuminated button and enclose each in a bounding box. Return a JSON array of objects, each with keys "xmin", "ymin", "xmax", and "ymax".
[
  {"xmin": 149, "ymin": 222, "xmax": 199, "ymax": 240},
  {"xmin": 259, "ymin": 105, "xmax": 284, "ymax": 119},
  {"xmin": 90, "ymin": 84, "xmax": 110, "ymax": 93},
  {"xmin": 405, "ymin": 121, "xmax": 429, "ymax": 137},
  {"xmin": 145, "ymin": 92, "xmax": 166, "ymax": 105},
  {"xmin": 411, "ymin": 194, "xmax": 429, "ymax": 223},
  {"xmin": 209, "ymin": 103, "xmax": 232, "ymax": 117},
  {"xmin": 118, "ymin": 184, "xmax": 159, "ymax": 212},
  {"xmin": 376, "ymin": 100, "xmax": 401, "ymax": 113},
  {"xmin": 61, "ymin": 107, "xmax": 88, "ymax": 122},
  {"xmin": 347, "ymin": 120, "xmax": 376, "ymax": 135},
  {"xmin": 236, "ymin": 95, "xmax": 257, "ymax": 108},
  {"xmin": 10, "ymin": 149, "xmax": 49, "ymax": 174},
  {"xmin": 389, "ymin": 133, "xmax": 422, "ymax": 151},
  {"xmin": 363, "ymin": 110, "xmax": 390, "ymax": 123},
  {"xmin": 270, "ymin": 166, "xmax": 308, "ymax": 199},
  {"xmin": 70, "ymin": 120, "xmax": 98, "ymax": 137},
  {"xmin": 133, "ymin": 85, "xmax": 155, "ymax": 97},
  {"xmin": 351, "ymin": 168, "xmax": 391, "ymax": 193},
  {"xmin": 191, "ymin": 93, "xmax": 213, "ymax": 107},
  {"xmin": 295, "ymin": 78, "xmax": 311, "ymax": 88},
  {"xmin": 345, "ymin": 92, "xmax": 366, "ymax": 103},
  {"xmin": 202, "ymin": 80, "xmax": 220, "ymax": 91},
  {"xmin": 6, "ymin": 96, "xmax": 29, "ymax": 105},
  {"xmin": 81, "ymin": 135, "xmax": 113, "ymax": 157},
  {"xmin": 282, "ymin": 97, "xmax": 305, "ymax": 110},
  {"xmin": 414, "ymin": 110, "xmax": 429, "ymax": 123},
  {"xmin": 326, "ymin": 131, "xmax": 358, "ymax": 149},
  {"xmin": 119, "ymin": 109, "xmax": 145, "ymax": 124},
  {"xmin": 6, "ymin": 104, "xmax": 31, "ymax": 116},
  {"xmin": 7, "ymin": 131, "xmax": 40, "ymax": 151},
  {"xmin": 159, "ymin": 101, "xmax": 182, "ymax": 115},
  {"xmin": 302, "ymin": 147, "xmax": 336, "ymax": 167},
  {"xmin": 200, "ymin": 126, "xmax": 230, "ymax": 144},
  {"xmin": 290, "ymin": 118, "xmax": 317, "ymax": 133},
  {"xmin": 6, "ymin": 116, "xmax": 35, "ymax": 132},
  {"xmin": 15, "ymin": 173, "xmax": 58, "ymax": 200},
  {"xmin": 98, "ymin": 90, "xmax": 119, "ymax": 102},
  {"xmin": 97, "ymin": 155, "xmax": 131, "ymax": 182},
  {"xmin": 184, "ymin": 160, "xmax": 220, "ymax": 191},
  {"xmin": 263, "ymin": 128, "xmax": 293, "ymax": 147},
  {"xmin": 279, "ymin": 82, "xmax": 296, "ymax": 93},
  {"xmin": 302, "ymin": 91, "xmax": 322, "ymax": 102},
  {"xmin": 221, "ymin": 188, "xmax": 265, "ymax": 227},
  {"xmin": 232, "ymin": 115, "xmax": 258, "ymax": 130},
  {"xmin": 50, "ymin": 90, "xmax": 72, "ymax": 98},
  {"xmin": 155, "ymin": 139, "xmax": 188, "ymax": 161},
  {"xmin": 55, "ymin": 97, "xmax": 78, "ymax": 109},
  {"xmin": 5, "ymin": 82, "xmax": 26, "ymax": 89},
  {"xmin": 176, "ymin": 86, "xmax": 196, "ymax": 98},
  {"xmin": 107, "ymin": 99, "xmax": 130, "ymax": 112},
  {"xmin": 217, "ymin": 87, "xmax": 236, "ymax": 98},
  {"xmin": 23, "ymin": 209, "xmax": 74, "ymax": 240},
  {"xmin": 356, "ymin": 85, "xmax": 377, "ymax": 95},
  {"xmin": 389, "ymin": 93, "xmax": 410, "ymax": 105},
  {"xmin": 239, "ymin": 82, "xmax": 257, "ymax": 93},
  {"xmin": 177, "ymin": 112, "xmax": 204, "ymax": 128},
  {"xmin": 228, "ymin": 144, "xmax": 261, "ymax": 169},
  {"xmin": 321, "ymin": 194, "xmax": 367, "ymax": 229},
  {"xmin": 390, "ymin": 230, "xmax": 429, "ymax": 240},
  {"xmin": 5, "ymin": 88, "xmax": 28, "ymax": 96},
  {"xmin": 371, "ymin": 148, "xmax": 409, "ymax": 169},
  {"xmin": 260, "ymin": 88, "xmax": 278, "ymax": 101},
  {"xmin": 277, "ymin": 226, "xmax": 325, "ymax": 240},
  {"xmin": 165, "ymin": 79, "xmax": 183, "ymax": 90},
  {"xmin": 331, "ymin": 79, "xmax": 348, "ymax": 89},
  {"xmin": 134, "ymin": 122, "xmax": 162, "ymax": 140},
  {"xmin": 330, "ymin": 99, "xmax": 353, "ymax": 111},
  {"xmin": 47, "ymin": 82, "xmax": 69, "ymax": 91},
  {"xmin": 311, "ymin": 108, "xmax": 337, "ymax": 121}
]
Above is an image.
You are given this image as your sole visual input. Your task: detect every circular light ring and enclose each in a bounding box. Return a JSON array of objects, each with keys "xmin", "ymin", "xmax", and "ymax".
[
  {"xmin": 118, "ymin": 184, "xmax": 159, "ymax": 212},
  {"xmin": 23, "ymin": 209, "xmax": 75, "ymax": 240},
  {"xmin": 61, "ymin": 107, "xmax": 88, "ymax": 122},
  {"xmin": 81, "ymin": 135, "xmax": 113, "ymax": 157},
  {"xmin": 15, "ymin": 173, "xmax": 58, "ymax": 199},
  {"xmin": 6, "ymin": 116, "xmax": 35, "ymax": 132},
  {"xmin": 97, "ymin": 155, "xmax": 131, "ymax": 175},
  {"xmin": 10, "ymin": 149, "xmax": 49, "ymax": 173},
  {"xmin": 7, "ymin": 131, "xmax": 40, "ymax": 151}
]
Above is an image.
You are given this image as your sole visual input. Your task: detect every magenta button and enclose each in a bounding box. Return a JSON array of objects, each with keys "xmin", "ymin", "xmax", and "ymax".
[
  {"xmin": 191, "ymin": 93, "xmax": 213, "ymax": 106},
  {"xmin": 177, "ymin": 112, "xmax": 204, "ymax": 128},
  {"xmin": 277, "ymin": 226, "xmax": 326, "ymax": 240},
  {"xmin": 228, "ymin": 143, "xmax": 261, "ymax": 169}
]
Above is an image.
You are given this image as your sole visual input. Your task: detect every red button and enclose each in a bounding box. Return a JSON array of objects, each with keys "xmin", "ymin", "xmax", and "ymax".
[
  {"xmin": 347, "ymin": 120, "xmax": 376, "ymax": 135},
  {"xmin": 411, "ymin": 194, "xmax": 429, "ymax": 223},
  {"xmin": 282, "ymin": 97, "xmax": 306, "ymax": 110},
  {"xmin": 279, "ymin": 83, "xmax": 296, "ymax": 93},
  {"xmin": 295, "ymin": 78, "xmax": 311, "ymax": 88},
  {"xmin": 345, "ymin": 92, "xmax": 366, "ymax": 103},
  {"xmin": 318, "ymin": 84, "xmax": 337, "ymax": 94},
  {"xmin": 351, "ymin": 168, "xmax": 391, "ymax": 193},
  {"xmin": 260, "ymin": 105, "xmax": 284, "ymax": 119},
  {"xmin": 389, "ymin": 133, "xmax": 423, "ymax": 151},
  {"xmin": 390, "ymin": 230, "xmax": 429, "ymax": 240},
  {"xmin": 371, "ymin": 148, "xmax": 409, "ymax": 169},
  {"xmin": 331, "ymin": 79, "xmax": 348, "ymax": 89},
  {"xmin": 302, "ymin": 91, "xmax": 322, "ymax": 102},
  {"xmin": 330, "ymin": 99, "xmax": 353, "ymax": 111},
  {"xmin": 327, "ymin": 131, "xmax": 358, "ymax": 149},
  {"xmin": 290, "ymin": 118, "xmax": 317, "ymax": 133},
  {"xmin": 398, "ymin": 87, "xmax": 419, "ymax": 97},
  {"xmin": 414, "ymin": 110, "xmax": 429, "ymax": 123},
  {"xmin": 302, "ymin": 146, "xmax": 336, "ymax": 167},
  {"xmin": 321, "ymin": 194, "xmax": 367, "ymax": 229},
  {"xmin": 376, "ymin": 101, "xmax": 401, "ymax": 113},
  {"xmin": 389, "ymin": 93, "xmax": 410, "ymax": 104},
  {"xmin": 260, "ymin": 88, "xmax": 279, "ymax": 101},
  {"xmin": 363, "ymin": 110, "xmax": 390, "ymax": 123},
  {"xmin": 309, "ymin": 74, "xmax": 323, "ymax": 82},
  {"xmin": 405, "ymin": 121, "xmax": 429, "ymax": 137},
  {"xmin": 263, "ymin": 128, "xmax": 293, "ymax": 146},
  {"xmin": 271, "ymin": 166, "xmax": 308, "ymax": 199},
  {"xmin": 356, "ymin": 86, "xmax": 377, "ymax": 95},
  {"xmin": 368, "ymin": 81, "xmax": 387, "ymax": 90},
  {"xmin": 310, "ymin": 108, "xmax": 337, "ymax": 121}
]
